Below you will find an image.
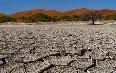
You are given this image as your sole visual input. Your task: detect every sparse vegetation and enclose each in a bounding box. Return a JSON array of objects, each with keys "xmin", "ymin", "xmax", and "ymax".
[
  {"xmin": 1, "ymin": 12, "xmax": 116, "ymax": 23},
  {"xmin": 0, "ymin": 16, "xmax": 16, "ymax": 23},
  {"xmin": 103, "ymin": 14, "xmax": 116, "ymax": 20}
]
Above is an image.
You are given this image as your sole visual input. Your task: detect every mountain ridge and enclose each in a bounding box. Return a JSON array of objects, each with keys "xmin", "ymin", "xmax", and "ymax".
[{"xmin": 1, "ymin": 8, "xmax": 116, "ymax": 17}]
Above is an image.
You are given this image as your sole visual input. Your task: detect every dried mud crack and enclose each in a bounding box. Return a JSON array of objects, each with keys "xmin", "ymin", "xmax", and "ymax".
[{"xmin": 0, "ymin": 24, "xmax": 116, "ymax": 73}]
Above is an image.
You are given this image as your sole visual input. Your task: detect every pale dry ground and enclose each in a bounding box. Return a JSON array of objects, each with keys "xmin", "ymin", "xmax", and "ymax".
[{"xmin": 0, "ymin": 23, "xmax": 116, "ymax": 73}]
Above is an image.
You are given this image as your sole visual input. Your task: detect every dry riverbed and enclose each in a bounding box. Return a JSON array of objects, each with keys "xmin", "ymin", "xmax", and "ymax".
[{"xmin": 0, "ymin": 24, "xmax": 116, "ymax": 73}]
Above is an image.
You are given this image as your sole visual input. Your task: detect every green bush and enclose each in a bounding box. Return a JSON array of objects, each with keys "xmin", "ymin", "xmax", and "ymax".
[
  {"xmin": 0, "ymin": 16, "xmax": 16, "ymax": 23},
  {"xmin": 59, "ymin": 15, "xmax": 71, "ymax": 21},
  {"xmin": 29, "ymin": 13, "xmax": 51, "ymax": 22},
  {"xmin": 71, "ymin": 15, "xmax": 82, "ymax": 21}
]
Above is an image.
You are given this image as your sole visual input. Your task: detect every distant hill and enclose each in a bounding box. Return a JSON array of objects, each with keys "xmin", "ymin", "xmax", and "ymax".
[
  {"xmin": 0, "ymin": 13, "xmax": 6, "ymax": 16},
  {"xmin": 97, "ymin": 9, "xmax": 116, "ymax": 15},
  {"xmin": 10, "ymin": 9, "xmax": 64, "ymax": 17},
  {"xmin": 66, "ymin": 8, "xmax": 90, "ymax": 15},
  {"xmin": 10, "ymin": 8, "xmax": 91, "ymax": 17},
  {"xmin": 1, "ymin": 8, "xmax": 116, "ymax": 17}
]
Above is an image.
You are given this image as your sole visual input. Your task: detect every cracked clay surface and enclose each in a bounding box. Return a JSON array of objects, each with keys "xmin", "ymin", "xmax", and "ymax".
[{"xmin": 0, "ymin": 24, "xmax": 116, "ymax": 73}]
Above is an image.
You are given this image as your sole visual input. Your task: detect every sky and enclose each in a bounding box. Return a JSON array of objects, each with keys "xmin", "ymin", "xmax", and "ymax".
[{"xmin": 0, "ymin": 0, "xmax": 116, "ymax": 14}]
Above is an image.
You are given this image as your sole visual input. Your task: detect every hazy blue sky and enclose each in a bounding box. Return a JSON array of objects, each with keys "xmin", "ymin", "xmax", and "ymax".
[{"xmin": 0, "ymin": 0, "xmax": 116, "ymax": 14}]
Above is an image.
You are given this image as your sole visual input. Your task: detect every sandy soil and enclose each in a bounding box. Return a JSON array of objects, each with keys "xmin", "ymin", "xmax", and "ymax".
[{"xmin": 0, "ymin": 24, "xmax": 116, "ymax": 73}]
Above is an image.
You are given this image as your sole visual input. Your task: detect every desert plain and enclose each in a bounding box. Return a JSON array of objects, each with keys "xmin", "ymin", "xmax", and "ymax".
[{"xmin": 0, "ymin": 22, "xmax": 116, "ymax": 73}]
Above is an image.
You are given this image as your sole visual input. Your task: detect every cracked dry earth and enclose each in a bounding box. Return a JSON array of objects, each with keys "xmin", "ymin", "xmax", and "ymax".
[{"xmin": 0, "ymin": 24, "xmax": 116, "ymax": 73}]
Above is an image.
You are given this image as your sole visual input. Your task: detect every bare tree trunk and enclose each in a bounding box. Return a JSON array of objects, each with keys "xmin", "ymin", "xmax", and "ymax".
[{"xmin": 92, "ymin": 18, "xmax": 94, "ymax": 25}]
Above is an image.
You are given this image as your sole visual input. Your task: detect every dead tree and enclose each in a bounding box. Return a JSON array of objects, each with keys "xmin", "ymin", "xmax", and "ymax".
[{"xmin": 82, "ymin": 11, "xmax": 101, "ymax": 25}]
